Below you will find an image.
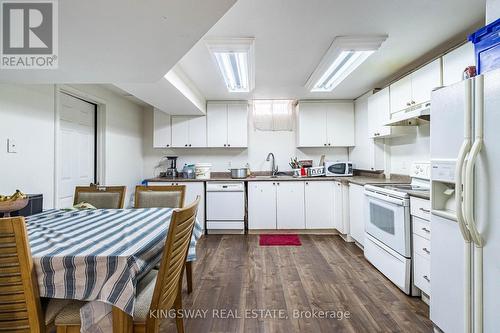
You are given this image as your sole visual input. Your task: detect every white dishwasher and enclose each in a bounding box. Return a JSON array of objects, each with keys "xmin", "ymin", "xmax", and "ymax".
[{"xmin": 206, "ymin": 182, "xmax": 245, "ymax": 234}]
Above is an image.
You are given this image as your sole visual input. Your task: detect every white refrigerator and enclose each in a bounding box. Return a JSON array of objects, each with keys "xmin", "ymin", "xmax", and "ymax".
[{"xmin": 430, "ymin": 68, "xmax": 500, "ymax": 333}]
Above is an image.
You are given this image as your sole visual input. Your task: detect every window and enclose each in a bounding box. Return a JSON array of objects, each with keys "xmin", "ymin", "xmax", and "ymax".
[{"xmin": 252, "ymin": 100, "xmax": 295, "ymax": 131}]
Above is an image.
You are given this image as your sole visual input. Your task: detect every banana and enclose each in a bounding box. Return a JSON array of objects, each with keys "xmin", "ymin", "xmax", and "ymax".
[{"xmin": 0, "ymin": 190, "xmax": 27, "ymax": 202}]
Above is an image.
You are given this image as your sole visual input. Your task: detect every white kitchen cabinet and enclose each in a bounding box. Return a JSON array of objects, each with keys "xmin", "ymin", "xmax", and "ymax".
[
  {"xmin": 368, "ymin": 87, "xmax": 415, "ymax": 138},
  {"xmin": 333, "ymin": 181, "xmax": 343, "ymax": 233},
  {"xmin": 389, "ymin": 76, "xmax": 412, "ymax": 114},
  {"xmin": 297, "ymin": 101, "xmax": 355, "ymax": 147},
  {"xmin": 207, "ymin": 102, "xmax": 248, "ymax": 148},
  {"xmin": 206, "ymin": 103, "xmax": 227, "ymax": 147},
  {"xmin": 326, "ymin": 102, "xmax": 355, "ymax": 146},
  {"xmin": 442, "ymin": 42, "xmax": 475, "ymax": 86},
  {"xmin": 276, "ymin": 181, "xmax": 305, "ymax": 229},
  {"xmin": 390, "ymin": 58, "xmax": 442, "ymax": 114},
  {"xmin": 227, "ymin": 103, "xmax": 248, "ymax": 147},
  {"xmin": 147, "ymin": 181, "xmax": 205, "ymax": 230},
  {"xmin": 304, "ymin": 181, "xmax": 334, "ymax": 229},
  {"xmin": 333, "ymin": 181, "xmax": 350, "ymax": 235},
  {"xmin": 153, "ymin": 109, "xmax": 171, "ymax": 148},
  {"xmin": 171, "ymin": 116, "xmax": 207, "ymax": 148},
  {"xmin": 248, "ymin": 182, "xmax": 277, "ymax": 229},
  {"xmin": 296, "ymin": 102, "xmax": 325, "ymax": 147},
  {"xmin": 411, "ymin": 58, "xmax": 442, "ymax": 105},
  {"xmin": 348, "ymin": 183, "xmax": 365, "ymax": 245}
]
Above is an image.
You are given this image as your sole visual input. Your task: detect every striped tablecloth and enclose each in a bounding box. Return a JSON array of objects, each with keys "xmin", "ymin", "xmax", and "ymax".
[{"xmin": 26, "ymin": 208, "xmax": 203, "ymax": 317}]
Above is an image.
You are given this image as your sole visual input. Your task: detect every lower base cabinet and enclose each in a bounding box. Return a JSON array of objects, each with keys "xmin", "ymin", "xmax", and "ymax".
[
  {"xmin": 304, "ymin": 181, "xmax": 334, "ymax": 229},
  {"xmin": 248, "ymin": 181, "xmax": 305, "ymax": 229},
  {"xmin": 276, "ymin": 182, "xmax": 305, "ymax": 229},
  {"xmin": 348, "ymin": 183, "xmax": 365, "ymax": 245},
  {"xmin": 147, "ymin": 181, "xmax": 205, "ymax": 229}
]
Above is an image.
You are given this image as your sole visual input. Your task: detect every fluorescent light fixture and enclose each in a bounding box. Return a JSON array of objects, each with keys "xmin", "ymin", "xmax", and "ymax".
[
  {"xmin": 206, "ymin": 38, "xmax": 255, "ymax": 93},
  {"xmin": 306, "ymin": 35, "xmax": 387, "ymax": 92}
]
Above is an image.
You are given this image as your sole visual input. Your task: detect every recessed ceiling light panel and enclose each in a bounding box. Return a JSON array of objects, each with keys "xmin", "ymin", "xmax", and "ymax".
[
  {"xmin": 206, "ymin": 38, "xmax": 255, "ymax": 93},
  {"xmin": 306, "ymin": 35, "xmax": 387, "ymax": 92}
]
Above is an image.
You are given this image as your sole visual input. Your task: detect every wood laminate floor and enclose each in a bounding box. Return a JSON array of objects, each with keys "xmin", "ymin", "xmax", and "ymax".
[{"xmin": 161, "ymin": 235, "xmax": 433, "ymax": 333}]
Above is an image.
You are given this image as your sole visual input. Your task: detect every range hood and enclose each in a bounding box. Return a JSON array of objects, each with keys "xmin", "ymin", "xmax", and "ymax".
[{"xmin": 384, "ymin": 101, "xmax": 431, "ymax": 126}]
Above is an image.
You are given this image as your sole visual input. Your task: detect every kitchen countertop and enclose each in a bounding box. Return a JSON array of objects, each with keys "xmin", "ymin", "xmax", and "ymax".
[{"xmin": 145, "ymin": 172, "xmax": 411, "ymax": 187}]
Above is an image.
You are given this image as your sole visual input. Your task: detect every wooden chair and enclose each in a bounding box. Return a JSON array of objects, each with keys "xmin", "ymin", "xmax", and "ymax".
[
  {"xmin": 54, "ymin": 197, "xmax": 200, "ymax": 333},
  {"xmin": 134, "ymin": 185, "xmax": 186, "ymax": 209},
  {"xmin": 135, "ymin": 185, "xmax": 194, "ymax": 294},
  {"xmin": 74, "ymin": 184, "xmax": 126, "ymax": 209},
  {"xmin": 0, "ymin": 217, "xmax": 69, "ymax": 332}
]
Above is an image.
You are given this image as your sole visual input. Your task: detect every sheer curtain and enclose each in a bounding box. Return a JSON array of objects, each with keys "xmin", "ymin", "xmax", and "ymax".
[{"xmin": 252, "ymin": 100, "xmax": 295, "ymax": 131}]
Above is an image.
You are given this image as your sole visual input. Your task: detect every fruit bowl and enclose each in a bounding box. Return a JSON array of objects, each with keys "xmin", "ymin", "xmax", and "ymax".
[{"xmin": 0, "ymin": 198, "xmax": 29, "ymax": 217}]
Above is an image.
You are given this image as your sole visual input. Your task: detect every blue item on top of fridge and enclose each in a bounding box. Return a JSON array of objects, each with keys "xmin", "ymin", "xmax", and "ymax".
[{"xmin": 468, "ymin": 18, "xmax": 500, "ymax": 74}]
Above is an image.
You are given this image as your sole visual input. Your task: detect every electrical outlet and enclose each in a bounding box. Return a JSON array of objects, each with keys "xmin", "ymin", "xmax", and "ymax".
[{"xmin": 7, "ymin": 139, "xmax": 17, "ymax": 153}]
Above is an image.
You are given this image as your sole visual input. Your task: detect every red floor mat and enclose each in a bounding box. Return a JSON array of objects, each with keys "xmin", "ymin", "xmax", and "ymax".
[{"xmin": 259, "ymin": 234, "xmax": 301, "ymax": 246}]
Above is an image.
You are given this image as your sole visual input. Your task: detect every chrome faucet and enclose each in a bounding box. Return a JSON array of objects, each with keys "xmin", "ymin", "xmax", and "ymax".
[{"xmin": 266, "ymin": 152, "xmax": 278, "ymax": 177}]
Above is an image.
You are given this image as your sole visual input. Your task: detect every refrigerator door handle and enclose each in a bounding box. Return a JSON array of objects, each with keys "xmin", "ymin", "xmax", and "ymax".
[{"xmin": 455, "ymin": 140, "xmax": 471, "ymax": 242}]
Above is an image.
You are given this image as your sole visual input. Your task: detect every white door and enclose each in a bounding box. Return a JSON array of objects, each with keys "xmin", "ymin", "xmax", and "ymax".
[
  {"xmin": 248, "ymin": 182, "xmax": 276, "ymax": 229},
  {"xmin": 333, "ymin": 181, "xmax": 344, "ymax": 233},
  {"xmin": 297, "ymin": 102, "xmax": 326, "ymax": 147},
  {"xmin": 188, "ymin": 116, "xmax": 207, "ymax": 147},
  {"xmin": 348, "ymin": 184, "xmax": 365, "ymax": 245},
  {"xmin": 276, "ymin": 181, "xmax": 305, "ymax": 229},
  {"xmin": 153, "ymin": 109, "xmax": 171, "ymax": 148},
  {"xmin": 442, "ymin": 43, "xmax": 475, "ymax": 86},
  {"xmin": 326, "ymin": 102, "xmax": 355, "ymax": 146},
  {"xmin": 411, "ymin": 58, "xmax": 442, "ymax": 105},
  {"xmin": 58, "ymin": 93, "xmax": 96, "ymax": 208},
  {"xmin": 390, "ymin": 75, "xmax": 412, "ymax": 113},
  {"xmin": 171, "ymin": 116, "xmax": 190, "ymax": 147},
  {"xmin": 227, "ymin": 103, "xmax": 248, "ymax": 147},
  {"xmin": 207, "ymin": 103, "xmax": 227, "ymax": 147},
  {"xmin": 304, "ymin": 181, "xmax": 334, "ymax": 229}
]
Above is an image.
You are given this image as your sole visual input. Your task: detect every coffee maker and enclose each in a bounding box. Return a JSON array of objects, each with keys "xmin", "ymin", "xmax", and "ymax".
[{"xmin": 165, "ymin": 156, "xmax": 179, "ymax": 178}]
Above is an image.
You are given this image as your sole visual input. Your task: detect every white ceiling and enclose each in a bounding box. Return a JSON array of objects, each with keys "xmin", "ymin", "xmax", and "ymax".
[
  {"xmin": 0, "ymin": 0, "xmax": 236, "ymax": 83},
  {"xmin": 179, "ymin": 0, "xmax": 485, "ymax": 100}
]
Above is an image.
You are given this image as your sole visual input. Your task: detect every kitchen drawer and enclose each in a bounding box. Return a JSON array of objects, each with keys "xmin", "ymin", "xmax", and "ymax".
[
  {"xmin": 410, "ymin": 197, "xmax": 431, "ymax": 221},
  {"xmin": 413, "ymin": 233, "xmax": 431, "ymax": 261},
  {"xmin": 413, "ymin": 216, "xmax": 431, "ymax": 240},
  {"xmin": 414, "ymin": 253, "xmax": 431, "ymax": 295}
]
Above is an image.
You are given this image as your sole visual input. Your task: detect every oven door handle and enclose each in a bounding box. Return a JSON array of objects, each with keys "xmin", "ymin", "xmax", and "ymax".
[{"xmin": 364, "ymin": 190, "xmax": 406, "ymax": 206}]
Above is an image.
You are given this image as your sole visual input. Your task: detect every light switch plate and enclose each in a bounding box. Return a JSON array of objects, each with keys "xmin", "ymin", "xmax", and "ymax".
[{"xmin": 7, "ymin": 139, "xmax": 17, "ymax": 153}]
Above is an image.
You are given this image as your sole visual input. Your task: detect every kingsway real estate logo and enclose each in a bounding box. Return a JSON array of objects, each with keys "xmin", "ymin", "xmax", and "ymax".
[{"xmin": 1, "ymin": 0, "xmax": 58, "ymax": 69}]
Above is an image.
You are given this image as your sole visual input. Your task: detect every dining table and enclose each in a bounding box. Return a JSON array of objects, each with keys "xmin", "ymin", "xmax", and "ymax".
[{"xmin": 25, "ymin": 207, "xmax": 203, "ymax": 333}]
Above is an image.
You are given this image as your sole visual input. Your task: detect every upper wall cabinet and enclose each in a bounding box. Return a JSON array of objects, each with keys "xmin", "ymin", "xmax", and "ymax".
[
  {"xmin": 368, "ymin": 87, "xmax": 415, "ymax": 139},
  {"xmin": 207, "ymin": 102, "xmax": 248, "ymax": 148},
  {"xmin": 390, "ymin": 58, "xmax": 442, "ymax": 114},
  {"xmin": 297, "ymin": 101, "xmax": 355, "ymax": 147},
  {"xmin": 153, "ymin": 109, "xmax": 171, "ymax": 148},
  {"xmin": 442, "ymin": 43, "xmax": 475, "ymax": 86},
  {"xmin": 171, "ymin": 116, "xmax": 207, "ymax": 148}
]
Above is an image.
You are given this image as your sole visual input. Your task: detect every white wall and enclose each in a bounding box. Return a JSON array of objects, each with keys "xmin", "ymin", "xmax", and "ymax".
[
  {"xmin": 387, "ymin": 124, "xmax": 430, "ymax": 175},
  {"xmin": 0, "ymin": 84, "xmax": 144, "ymax": 209},
  {"xmin": 487, "ymin": 0, "xmax": 500, "ymax": 24},
  {"xmin": 143, "ymin": 108, "xmax": 349, "ymax": 178}
]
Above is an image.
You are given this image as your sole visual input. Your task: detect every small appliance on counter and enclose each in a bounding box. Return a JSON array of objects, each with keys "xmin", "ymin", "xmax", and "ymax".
[
  {"xmin": 324, "ymin": 161, "xmax": 353, "ymax": 176},
  {"xmin": 182, "ymin": 164, "xmax": 196, "ymax": 179},
  {"xmin": 307, "ymin": 166, "xmax": 325, "ymax": 177},
  {"xmin": 195, "ymin": 163, "xmax": 212, "ymax": 179},
  {"xmin": 164, "ymin": 156, "xmax": 179, "ymax": 178}
]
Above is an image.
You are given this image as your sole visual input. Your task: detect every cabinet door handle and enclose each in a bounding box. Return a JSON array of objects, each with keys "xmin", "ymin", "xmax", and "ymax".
[
  {"xmin": 166, "ymin": 144, "xmax": 170, "ymax": 147},
  {"xmin": 411, "ymin": 100, "xmax": 416, "ymax": 104},
  {"xmin": 423, "ymin": 275, "xmax": 430, "ymax": 282},
  {"xmin": 419, "ymin": 207, "xmax": 430, "ymax": 213},
  {"xmin": 228, "ymin": 144, "xmax": 231, "ymax": 147},
  {"xmin": 328, "ymin": 143, "xmax": 331, "ymax": 146},
  {"xmin": 324, "ymin": 143, "xmax": 327, "ymax": 146},
  {"xmin": 406, "ymin": 102, "xmax": 411, "ymax": 106},
  {"xmin": 224, "ymin": 144, "xmax": 226, "ymax": 147},
  {"xmin": 272, "ymin": 182, "xmax": 275, "ymax": 185},
  {"xmin": 421, "ymin": 227, "xmax": 431, "ymax": 233},
  {"xmin": 189, "ymin": 144, "xmax": 192, "ymax": 147},
  {"xmin": 422, "ymin": 247, "xmax": 430, "ymax": 255},
  {"xmin": 305, "ymin": 182, "xmax": 309, "ymax": 185},
  {"xmin": 184, "ymin": 144, "xmax": 188, "ymax": 147}
]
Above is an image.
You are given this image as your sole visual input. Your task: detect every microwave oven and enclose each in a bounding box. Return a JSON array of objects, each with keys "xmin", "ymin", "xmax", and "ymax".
[{"xmin": 324, "ymin": 161, "xmax": 353, "ymax": 176}]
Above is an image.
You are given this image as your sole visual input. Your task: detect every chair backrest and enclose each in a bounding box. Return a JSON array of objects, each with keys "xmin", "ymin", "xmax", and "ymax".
[
  {"xmin": 74, "ymin": 185, "xmax": 126, "ymax": 209},
  {"xmin": 0, "ymin": 217, "xmax": 44, "ymax": 333},
  {"xmin": 146, "ymin": 197, "xmax": 200, "ymax": 329},
  {"xmin": 134, "ymin": 185, "xmax": 186, "ymax": 209}
]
